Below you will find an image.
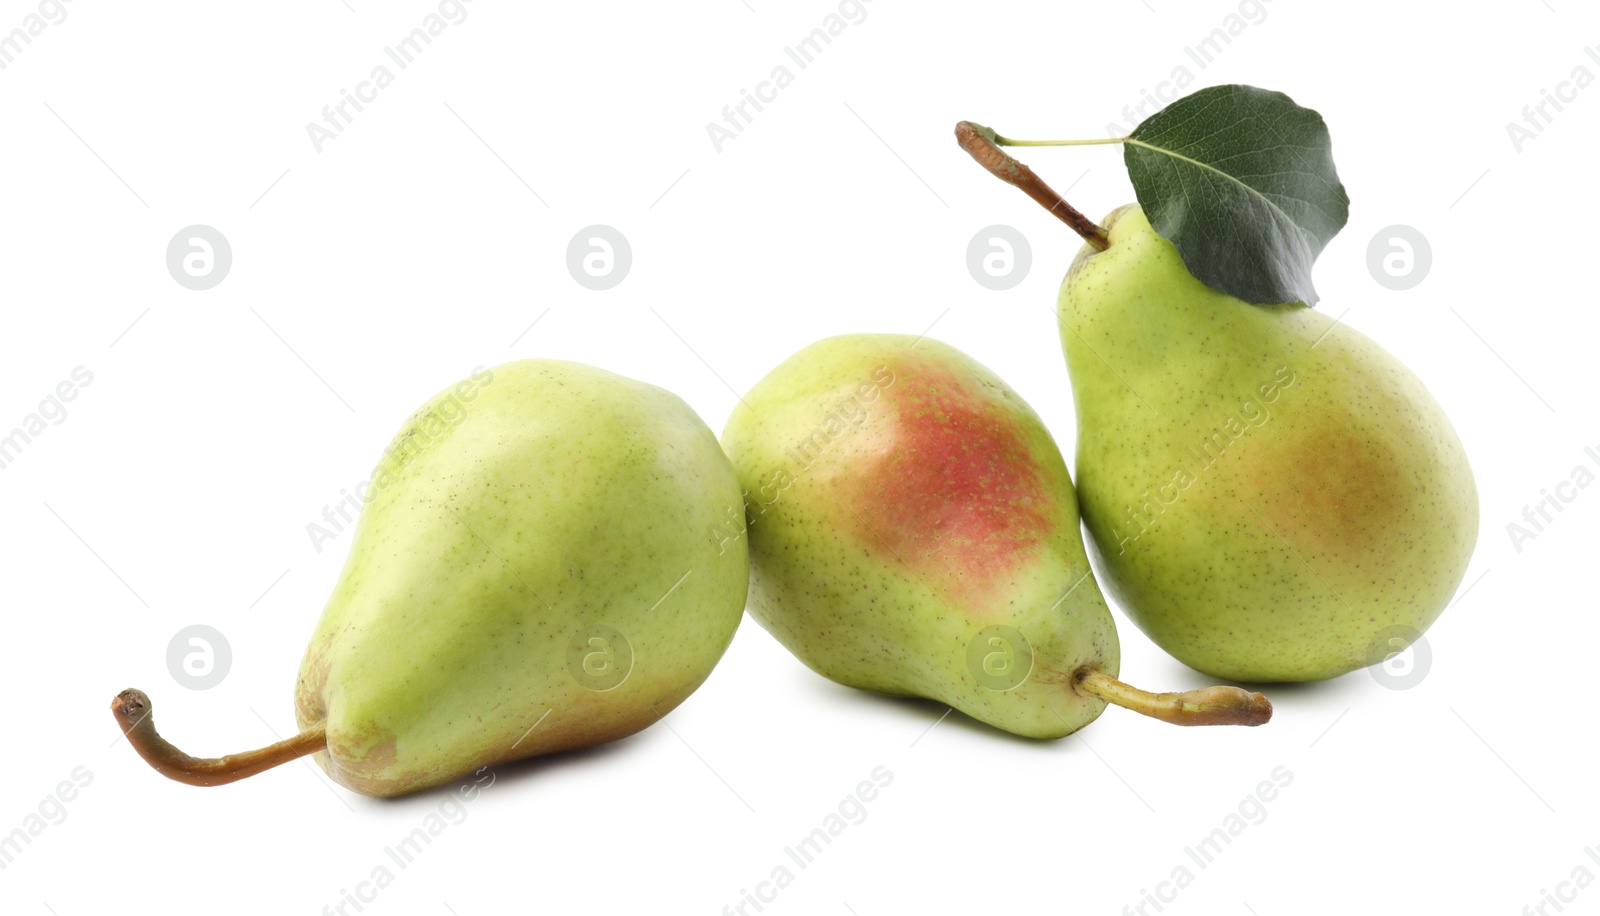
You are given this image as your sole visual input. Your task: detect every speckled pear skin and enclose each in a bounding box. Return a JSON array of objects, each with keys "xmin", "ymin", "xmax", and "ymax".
[
  {"xmin": 295, "ymin": 360, "xmax": 749, "ymax": 797},
  {"xmin": 1060, "ymin": 205, "xmax": 1478, "ymax": 682},
  {"xmin": 721, "ymin": 335, "xmax": 1116, "ymax": 739}
]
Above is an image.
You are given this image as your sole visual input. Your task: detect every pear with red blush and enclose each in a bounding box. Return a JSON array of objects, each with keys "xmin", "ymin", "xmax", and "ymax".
[{"xmin": 721, "ymin": 334, "xmax": 1270, "ymax": 737}]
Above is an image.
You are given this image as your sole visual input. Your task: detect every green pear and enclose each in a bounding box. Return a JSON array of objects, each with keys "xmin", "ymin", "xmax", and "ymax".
[
  {"xmin": 1060, "ymin": 205, "xmax": 1479, "ymax": 681},
  {"xmin": 721, "ymin": 334, "xmax": 1269, "ymax": 737},
  {"xmin": 112, "ymin": 360, "xmax": 748, "ymax": 796}
]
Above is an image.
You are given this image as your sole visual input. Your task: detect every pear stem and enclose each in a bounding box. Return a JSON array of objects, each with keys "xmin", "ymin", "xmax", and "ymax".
[
  {"xmin": 110, "ymin": 688, "xmax": 327, "ymax": 787},
  {"xmin": 1074, "ymin": 670, "xmax": 1272, "ymax": 727},
  {"xmin": 953, "ymin": 121, "xmax": 1111, "ymax": 251}
]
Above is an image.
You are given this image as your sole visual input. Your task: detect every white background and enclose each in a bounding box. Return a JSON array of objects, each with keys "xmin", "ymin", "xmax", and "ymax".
[{"xmin": 1, "ymin": 1, "xmax": 1595, "ymax": 914}]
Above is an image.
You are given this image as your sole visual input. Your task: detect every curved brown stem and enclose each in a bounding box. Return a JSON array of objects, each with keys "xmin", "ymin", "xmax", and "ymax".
[
  {"xmin": 954, "ymin": 121, "xmax": 1110, "ymax": 251},
  {"xmin": 1074, "ymin": 670, "xmax": 1272, "ymax": 727},
  {"xmin": 110, "ymin": 688, "xmax": 327, "ymax": 787}
]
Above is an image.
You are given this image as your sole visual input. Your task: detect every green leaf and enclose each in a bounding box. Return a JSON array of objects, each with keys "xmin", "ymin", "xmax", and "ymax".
[{"xmin": 1124, "ymin": 84, "xmax": 1349, "ymax": 306}]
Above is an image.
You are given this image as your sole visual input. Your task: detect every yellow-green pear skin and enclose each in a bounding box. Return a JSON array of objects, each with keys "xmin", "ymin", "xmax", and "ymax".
[
  {"xmin": 295, "ymin": 360, "xmax": 748, "ymax": 796},
  {"xmin": 1060, "ymin": 205, "xmax": 1478, "ymax": 682},
  {"xmin": 721, "ymin": 335, "xmax": 1116, "ymax": 738}
]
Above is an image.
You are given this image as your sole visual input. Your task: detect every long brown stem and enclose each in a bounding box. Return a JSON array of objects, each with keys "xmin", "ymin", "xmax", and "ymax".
[
  {"xmin": 1074, "ymin": 670, "xmax": 1272, "ymax": 727},
  {"xmin": 110, "ymin": 688, "xmax": 327, "ymax": 787},
  {"xmin": 954, "ymin": 121, "xmax": 1110, "ymax": 251}
]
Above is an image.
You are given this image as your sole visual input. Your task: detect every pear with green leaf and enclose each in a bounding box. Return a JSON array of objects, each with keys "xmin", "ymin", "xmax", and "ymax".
[
  {"xmin": 957, "ymin": 86, "xmax": 1478, "ymax": 681},
  {"xmin": 1058, "ymin": 204, "xmax": 1477, "ymax": 681}
]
